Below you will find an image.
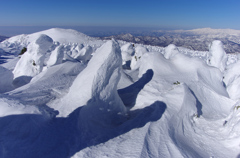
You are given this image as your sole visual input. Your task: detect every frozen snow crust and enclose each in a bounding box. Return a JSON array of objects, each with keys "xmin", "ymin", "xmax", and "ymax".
[{"xmin": 0, "ymin": 28, "xmax": 240, "ymax": 158}]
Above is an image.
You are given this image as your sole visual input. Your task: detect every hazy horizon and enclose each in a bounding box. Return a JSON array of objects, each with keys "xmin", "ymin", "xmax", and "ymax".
[
  {"xmin": 1, "ymin": 0, "xmax": 240, "ymax": 37},
  {"xmin": 0, "ymin": 25, "xmax": 189, "ymax": 37},
  {"xmin": 1, "ymin": 25, "xmax": 240, "ymax": 37}
]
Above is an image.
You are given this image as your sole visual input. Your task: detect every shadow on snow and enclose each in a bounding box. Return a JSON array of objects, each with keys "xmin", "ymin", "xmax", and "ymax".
[
  {"xmin": 118, "ymin": 69, "xmax": 154, "ymax": 109},
  {"xmin": 0, "ymin": 101, "xmax": 166, "ymax": 158},
  {"xmin": 0, "ymin": 69, "xmax": 166, "ymax": 158}
]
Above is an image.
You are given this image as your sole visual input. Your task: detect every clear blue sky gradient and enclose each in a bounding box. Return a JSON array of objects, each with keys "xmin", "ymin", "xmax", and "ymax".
[{"xmin": 0, "ymin": 0, "xmax": 240, "ymax": 29}]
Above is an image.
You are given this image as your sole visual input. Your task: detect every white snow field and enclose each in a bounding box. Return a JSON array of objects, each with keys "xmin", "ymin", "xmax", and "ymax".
[{"xmin": 0, "ymin": 28, "xmax": 240, "ymax": 158}]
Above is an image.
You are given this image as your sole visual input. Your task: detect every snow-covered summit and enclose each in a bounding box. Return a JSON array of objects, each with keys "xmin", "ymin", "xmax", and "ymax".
[
  {"xmin": 31, "ymin": 28, "xmax": 94, "ymax": 44},
  {"xmin": 2, "ymin": 28, "xmax": 97, "ymax": 46},
  {"xmin": 188, "ymin": 27, "xmax": 240, "ymax": 36}
]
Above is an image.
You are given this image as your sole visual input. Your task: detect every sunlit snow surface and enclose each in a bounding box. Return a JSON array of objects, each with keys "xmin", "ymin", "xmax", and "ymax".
[{"xmin": 0, "ymin": 28, "xmax": 240, "ymax": 158}]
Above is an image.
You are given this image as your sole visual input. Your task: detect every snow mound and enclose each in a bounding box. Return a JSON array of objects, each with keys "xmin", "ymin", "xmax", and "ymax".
[
  {"xmin": 208, "ymin": 40, "xmax": 227, "ymax": 72},
  {"xmin": 13, "ymin": 34, "xmax": 53, "ymax": 78},
  {"xmin": 53, "ymin": 40, "xmax": 126, "ymax": 117}
]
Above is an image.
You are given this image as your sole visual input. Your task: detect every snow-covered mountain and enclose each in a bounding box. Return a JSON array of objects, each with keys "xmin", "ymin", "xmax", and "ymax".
[
  {"xmin": 101, "ymin": 28, "xmax": 240, "ymax": 54},
  {"xmin": 0, "ymin": 28, "xmax": 240, "ymax": 158}
]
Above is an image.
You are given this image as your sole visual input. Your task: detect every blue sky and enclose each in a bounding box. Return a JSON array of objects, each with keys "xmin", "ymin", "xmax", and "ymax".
[{"xmin": 0, "ymin": 0, "xmax": 240, "ymax": 31}]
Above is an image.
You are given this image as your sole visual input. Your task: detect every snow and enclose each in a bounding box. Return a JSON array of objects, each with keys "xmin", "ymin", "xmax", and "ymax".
[
  {"xmin": 163, "ymin": 44, "xmax": 179, "ymax": 59},
  {"xmin": 189, "ymin": 28, "xmax": 240, "ymax": 36},
  {"xmin": 73, "ymin": 45, "xmax": 93, "ymax": 63},
  {"xmin": 47, "ymin": 45, "xmax": 64, "ymax": 67},
  {"xmin": 224, "ymin": 60, "xmax": 240, "ymax": 101},
  {"xmin": 13, "ymin": 34, "xmax": 53, "ymax": 78},
  {"xmin": 130, "ymin": 45, "xmax": 148, "ymax": 70},
  {"xmin": 0, "ymin": 28, "xmax": 240, "ymax": 158},
  {"xmin": 51, "ymin": 39, "xmax": 126, "ymax": 117},
  {"xmin": 207, "ymin": 40, "xmax": 228, "ymax": 72},
  {"xmin": 121, "ymin": 43, "xmax": 135, "ymax": 67}
]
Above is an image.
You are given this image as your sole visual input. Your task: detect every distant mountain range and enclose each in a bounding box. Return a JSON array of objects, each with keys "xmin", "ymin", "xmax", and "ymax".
[
  {"xmin": 1, "ymin": 28, "xmax": 240, "ymax": 53},
  {"xmin": 100, "ymin": 28, "xmax": 240, "ymax": 53}
]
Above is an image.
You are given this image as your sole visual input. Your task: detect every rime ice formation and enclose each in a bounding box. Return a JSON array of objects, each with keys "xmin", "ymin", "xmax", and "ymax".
[
  {"xmin": 73, "ymin": 45, "xmax": 93, "ymax": 63},
  {"xmin": 53, "ymin": 40, "xmax": 126, "ymax": 117},
  {"xmin": 208, "ymin": 40, "xmax": 228, "ymax": 72},
  {"xmin": 164, "ymin": 44, "xmax": 179, "ymax": 59},
  {"xmin": 47, "ymin": 45, "xmax": 64, "ymax": 67},
  {"xmin": 130, "ymin": 45, "xmax": 148, "ymax": 70},
  {"xmin": 13, "ymin": 34, "xmax": 53, "ymax": 78},
  {"xmin": 121, "ymin": 43, "xmax": 134, "ymax": 60},
  {"xmin": 224, "ymin": 60, "xmax": 240, "ymax": 101}
]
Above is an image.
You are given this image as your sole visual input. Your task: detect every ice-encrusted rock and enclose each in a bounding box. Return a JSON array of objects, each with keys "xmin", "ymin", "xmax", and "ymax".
[
  {"xmin": 13, "ymin": 34, "xmax": 53, "ymax": 78},
  {"xmin": 208, "ymin": 40, "xmax": 227, "ymax": 72}
]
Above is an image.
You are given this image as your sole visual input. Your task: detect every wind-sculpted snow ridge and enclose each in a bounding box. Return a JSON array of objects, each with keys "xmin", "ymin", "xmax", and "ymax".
[{"xmin": 1, "ymin": 28, "xmax": 240, "ymax": 158}]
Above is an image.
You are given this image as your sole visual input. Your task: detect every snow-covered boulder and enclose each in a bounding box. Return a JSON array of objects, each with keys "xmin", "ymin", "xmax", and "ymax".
[
  {"xmin": 208, "ymin": 40, "xmax": 227, "ymax": 72},
  {"xmin": 55, "ymin": 40, "xmax": 126, "ymax": 117},
  {"xmin": 74, "ymin": 45, "xmax": 93, "ymax": 63},
  {"xmin": 0, "ymin": 66, "xmax": 14, "ymax": 93},
  {"xmin": 13, "ymin": 34, "xmax": 53, "ymax": 78},
  {"xmin": 164, "ymin": 44, "xmax": 179, "ymax": 59},
  {"xmin": 47, "ymin": 45, "xmax": 64, "ymax": 67},
  {"xmin": 130, "ymin": 45, "xmax": 148, "ymax": 70}
]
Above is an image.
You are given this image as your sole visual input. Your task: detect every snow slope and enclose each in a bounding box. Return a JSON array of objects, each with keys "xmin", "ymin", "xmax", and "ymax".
[{"xmin": 0, "ymin": 28, "xmax": 240, "ymax": 158}]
